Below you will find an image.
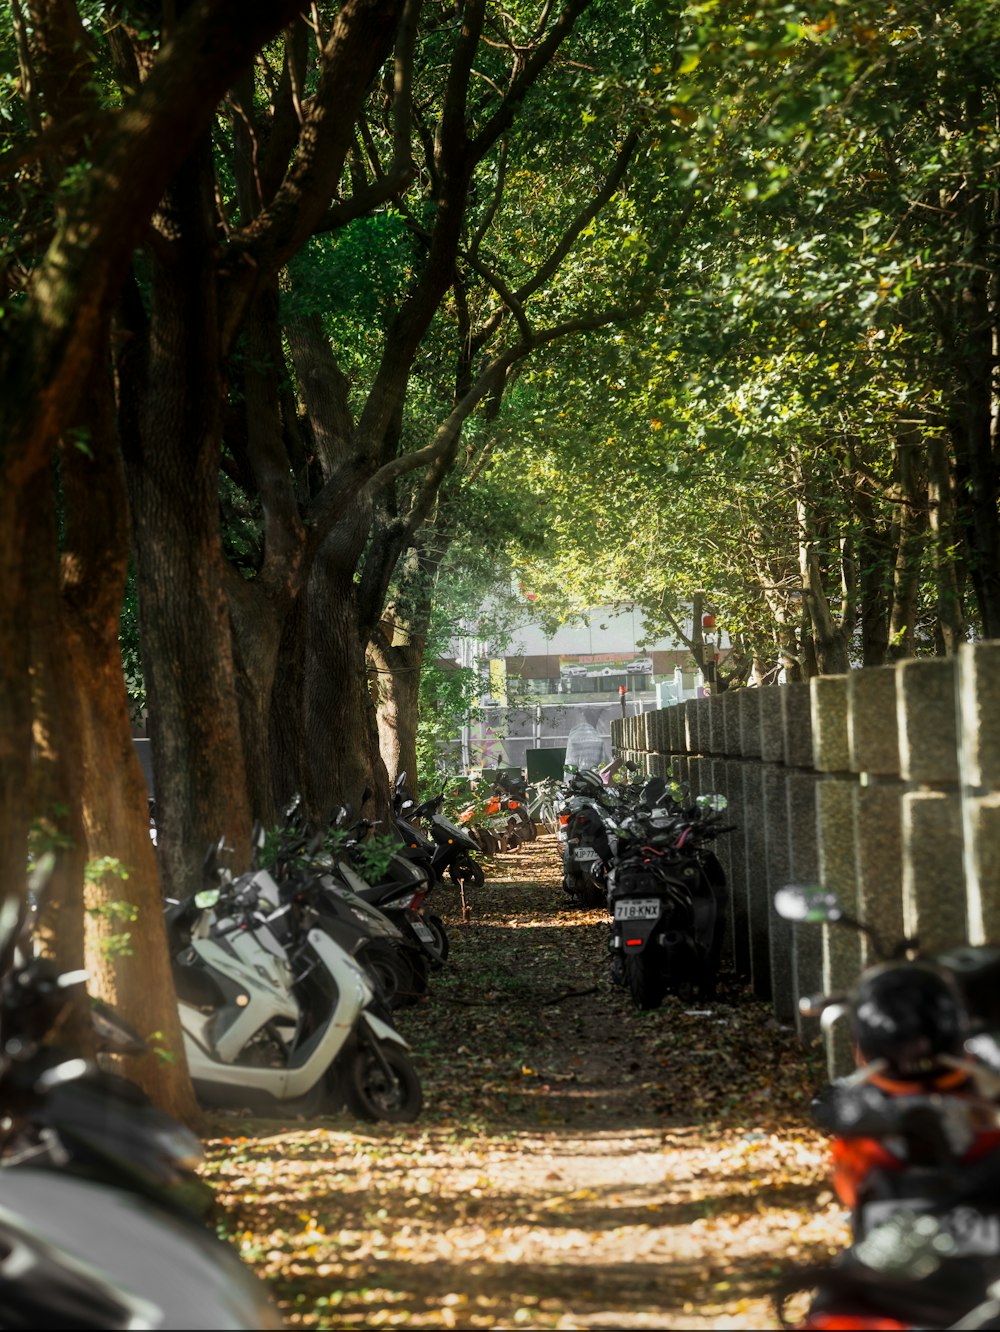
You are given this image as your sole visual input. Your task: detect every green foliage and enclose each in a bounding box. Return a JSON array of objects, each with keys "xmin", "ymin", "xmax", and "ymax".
[
  {"xmin": 85, "ymin": 873, "xmax": 137, "ymax": 961},
  {"xmin": 255, "ymin": 822, "xmax": 402, "ymax": 885}
]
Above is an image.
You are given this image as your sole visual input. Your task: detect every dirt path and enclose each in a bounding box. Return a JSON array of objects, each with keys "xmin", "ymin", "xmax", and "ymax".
[{"xmin": 202, "ymin": 836, "xmax": 849, "ymax": 1328}]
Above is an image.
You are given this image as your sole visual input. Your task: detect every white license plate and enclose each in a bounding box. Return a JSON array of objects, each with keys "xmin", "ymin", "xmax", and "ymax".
[
  {"xmin": 412, "ymin": 923, "xmax": 435, "ymax": 943},
  {"xmin": 863, "ymin": 1201, "xmax": 1000, "ymax": 1256},
  {"xmin": 614, "ymin": 898, "xmax": 661, "ymax": 921},
  {"xmin": 574, "ymin": 847, "xmax": 600, "ymax": 863}
]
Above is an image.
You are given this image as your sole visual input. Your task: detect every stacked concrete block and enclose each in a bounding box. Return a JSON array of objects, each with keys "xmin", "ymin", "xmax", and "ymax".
[
  {"xmin": 606, "ymin": 658, "xmax": 1000, "ymax": 1043},
  {"xmin": 849, "ymin": 665, "xmax": 905, "ymax": 967},
  {"xmin": 959, "ymin": 642, "xmax": 1000, "ymax": 943},
  {"xmin": 739, "ymin": 688, "xmax": 763, "ymax": 760},
  {"xmin": 724, "ymin": 755, "xmax": 752, "ymax": 977},
  {"xmin": 709, "ymin": 756, "xmax": 737, "ymax": 967},
  {"xmin": 763, "ymin": 762, "xmax": 794, "ymax": 1020},
  {"xmin": 898, "ymin": 658, "xmax": 966, "ymax": 953},
  {"xmin": 812, "ymin": 675, "xmax": 861, "ymax": 1077},
  {"xmin": 705, "ymin": 694, "xmax": 724, "ymax": 754},
  {"xmin": 742, "ymin": 763, "xmax": 772, "ymax": 998}
]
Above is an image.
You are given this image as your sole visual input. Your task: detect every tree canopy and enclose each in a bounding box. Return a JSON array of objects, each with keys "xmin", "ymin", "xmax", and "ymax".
[{"xmin": 2, "ymin": 0, "xmax": 999, "ymax": 1113}]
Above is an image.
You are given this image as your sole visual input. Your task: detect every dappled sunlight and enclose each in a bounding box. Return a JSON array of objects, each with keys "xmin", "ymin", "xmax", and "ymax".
[{"xmin": 201, "ymin": 833, "xmax": 846, "ymax": 1328}]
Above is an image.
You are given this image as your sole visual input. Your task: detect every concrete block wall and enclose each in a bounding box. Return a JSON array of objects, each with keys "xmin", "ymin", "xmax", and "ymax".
[{"xmin": 610, "ymin": 646, "xmax": 1000, "ymax": 1073}]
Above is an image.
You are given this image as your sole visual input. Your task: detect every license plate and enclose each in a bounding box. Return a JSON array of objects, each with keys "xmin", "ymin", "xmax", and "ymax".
[
  {"xmin": 863, "ymin": 1201, "xmax": 1000, "ymax": 1256},
  {"xmin": 614, "ymin": 898, "xmax": 661, "ymax": 921},
  {"xmin": 574, "ymin": 847, "xmax": 600, "ymax": 863},
  {"xmin": 412, "ymin": 923, "xmax": 435, "ymax": 943}
]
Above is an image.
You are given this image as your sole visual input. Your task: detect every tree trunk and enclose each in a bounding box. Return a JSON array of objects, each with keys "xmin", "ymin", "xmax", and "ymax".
[
  {"xmin": 887, "ymin": 434, "xmax": 929, "ymax": 660},
  {"xmin": 369, "ymin": 630, "xmax": 424, "ymax": 793},
  {"xmin": 797, "ymin": 495, "xmax": 851, "ymax": 675},
  {"xmin": 301, "ymin": 551, "xmax": 390, "ymax": 822},
  {"xmin": 952, "ymin": 88, "xmax": 1000, "ymax": 638},
  {"xmin": 62, "ymin": 362, "xmax": 199, "ymax": 1122},
  {"xmin": 927, "ymin": 433, "xmax": 965, "ymax": 653},
  {"xmin": 127, "ymin": 140, "xmax": 251, "ymax": 899},
  {"xmin": 25, "ymin": 464, "xmax": 92, "ymax": 1052}
]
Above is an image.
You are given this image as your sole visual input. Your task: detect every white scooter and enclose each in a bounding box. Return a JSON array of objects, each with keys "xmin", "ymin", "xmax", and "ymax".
[
  {"xmin": 0, "ymin": 870, "xmax": 284, "ymax": 1330},
  {"xmin": 165, "ymin": 853, "xmax": 423, "ymax": 1122}
]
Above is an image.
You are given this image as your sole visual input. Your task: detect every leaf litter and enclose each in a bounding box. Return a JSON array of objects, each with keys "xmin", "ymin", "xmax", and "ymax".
[{"xmin": 202, "ymin": 834, "xmax": 849, "ymax": 1328}]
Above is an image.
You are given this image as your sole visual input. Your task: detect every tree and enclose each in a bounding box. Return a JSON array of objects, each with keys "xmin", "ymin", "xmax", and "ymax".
[{"xmin": 0, "ymin": 0, "xmax": 313, "ymax": 1116}]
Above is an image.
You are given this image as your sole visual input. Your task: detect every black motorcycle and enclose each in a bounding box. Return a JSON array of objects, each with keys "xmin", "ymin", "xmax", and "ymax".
[
  {"xmin": 394, "ymin": 775, "xmax": 484, "ymax": 907},
  {"xmin": 772, "ymin": 882, "xmax": 1000, "ymax": 1331},
  {"xmin": 607, "ymin": 793, "xmax": 733, "ymax": 1009}
]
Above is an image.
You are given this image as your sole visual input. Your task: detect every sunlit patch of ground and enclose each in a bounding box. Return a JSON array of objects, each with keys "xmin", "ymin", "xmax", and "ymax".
[{"xmin": 202, "ymin": 834, "xmax": 849, "ymax": 1328}]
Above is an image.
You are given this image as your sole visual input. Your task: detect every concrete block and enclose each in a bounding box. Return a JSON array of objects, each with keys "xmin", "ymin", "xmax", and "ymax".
[
  {"xmin": 811, "ymin": 676, "xmax": 851, "ymax": 773},
  {"xmin": 898, "ymin": 658, "xmax": 959, "ymax": 784},
  {"xmin": 854, "ymin": 780, "xmax": 906, "ymax": 966},
  {"xmin": 688, "ymin": 756, "xmax": 710, "ymax": 799},
  {"xmin": 724, "ymin": 758, "xmax": 751, "ymax": 977},
  {"xmin": 721, "ymin": 688, "xmax": 741, "ymax": 756},
  {"xmin": 709, "ymin": 758, "xmax": 737, "ymax": 966},
  {"xmin": 782, "ymin": 683, "xmax": 814, "ymax": 770},
  {"xmin": 759, "ymin": 686, "xmax": 785, "ymax": 763},
  {"xmin": 763, "ymin": 765, "xmax": 794, "ymax": 1023},
  {"xmin": 849, "ymin": 665, "xmax": 899, "ymax": 776},
  {"xmin": 959, "ymin": 641, "xmax": 1000, "ymax": 788},
  {"xmin": 817, "ymin": 777, "xmax": 863, "ymax": 1079},
  {"xmin": 787, "ymin": 770, "xmax": 822, "ymax": 1041},
  {"xmin": 705, "ymin": 694, "xmax": 725, "ymax": 754},
  {"xmin": 963, "ymin": 793, "xmax": 1000, "ymax": 944},
  {"xmin": 742, "ymin": 765, "xmax": 771, "ymax": 999},
  {"xmin": 738, "ymin": 688, "xmax": 763, "ymax": 759},
  {"xmin": 902, "ymin": 789, "xmax": 967, "ymax": 951}
]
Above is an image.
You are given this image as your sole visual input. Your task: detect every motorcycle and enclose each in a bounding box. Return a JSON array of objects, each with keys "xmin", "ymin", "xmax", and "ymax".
[
  {"xmin": 606, "ymin": 790, "xmax": 733, "ymax": 1008},
  {"xmin": 0, "ymin": 865, "xmax": 284, "ymax": 1329},
  {"xmin": 330, "ymin": 806, "xmax": 448, "ymax": 973},
  {"xmin": 164, "ymin": 843, "xmax": 423, "ymax": 1121},
  {"xmin": 772, "ymin": 882, "xmax": 1000, "ymax": 1330},
  {"xmin": 457, "ymin": 769, "xmax": 536, "ymax": 852},
  {"xmin": 557, "ymin": 766, "xmax": 620, "ymax": 908},
  {"xmin": 394, "ymin": 774, "xmax": 484, "ymax": 916},
  {"xmin": 263, "ymin": 816, "xmax": 432, "ymax": 1009}
]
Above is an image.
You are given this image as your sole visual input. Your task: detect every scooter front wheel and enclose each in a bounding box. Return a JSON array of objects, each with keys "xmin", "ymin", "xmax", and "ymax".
[{"xmin": 344, "ymin": 1040, "xmax": 423, "ymax": 1123}]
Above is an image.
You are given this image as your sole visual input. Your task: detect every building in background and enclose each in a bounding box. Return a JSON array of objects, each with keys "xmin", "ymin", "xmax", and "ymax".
[{"xmin": 445, "ymin": 602, "xmax": 729, "ymax": 775}]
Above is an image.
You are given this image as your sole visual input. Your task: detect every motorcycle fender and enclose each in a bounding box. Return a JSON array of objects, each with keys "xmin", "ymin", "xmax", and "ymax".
[
  {"xmin": 361, "ymin": 1010, "xmax": 410, "ymax": 1049},
  {"xmin": 615, "ymin": 917, "xmax": 659, "ymax": 952}
]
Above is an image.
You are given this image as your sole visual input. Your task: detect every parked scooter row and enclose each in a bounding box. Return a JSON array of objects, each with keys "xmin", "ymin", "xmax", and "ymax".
[
  {"xmin": 163, "ymin": 823, "xmax": 424, "ymax": 1123},
  {"xmin": 772, "ymin": 883, "xmax": 1000, "ymax": 1330},
  {"xmin": 0, "ymin": 862, "xmax": 283, "ymax": 1328},
  {"xmin": 554, "ymin": 764, "xmax": 736, "ymax": 1009},
  {"xmin": 455, "ymin": 769, "xmax": 537, "ymax": 855}
]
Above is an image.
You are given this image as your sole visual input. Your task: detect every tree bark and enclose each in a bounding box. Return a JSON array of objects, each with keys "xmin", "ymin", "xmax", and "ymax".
[
  {"xmin": 887, "ymin": 434, "xmax": 929, "ymax": 660},
  {"xmin": 63, "ymin": 357, "xmax": 199, "ymax": 1122},
  {"xmin": 126, "ymin": 137, "xmax": 252, "ymax": 899}
]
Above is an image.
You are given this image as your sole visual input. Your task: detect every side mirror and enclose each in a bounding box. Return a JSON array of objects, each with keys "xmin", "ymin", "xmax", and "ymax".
[
  {"xmin": 396, "ymin": 772, "xmax": 407, "ymax": 791},
  {"xmin": 774, "ymin": 883, "xmax": 844, "ymax": 924},
  {"xmin": 194, "ymin": 887, "xmax": 221, "ymax": 910},
  {"xmin": 696, "ymin": 793, "xmax": 728, "ymax": 813}
]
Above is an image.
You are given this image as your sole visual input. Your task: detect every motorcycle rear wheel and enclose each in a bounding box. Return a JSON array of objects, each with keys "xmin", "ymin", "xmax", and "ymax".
[
  {"xmin": 344, "ymin": 1040, "xmax": 423, "ymax": 1122},
  {"xmin": 359, "ymin": 940, "xmax": 419, "ymax": 1010},
  {"xmin": 624, "ymin": 951, "xmax": 669, "ymax": 1010},
  {"xmin": 449, "ymin": 856, "xmax": 484, "ymax": 889}
]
